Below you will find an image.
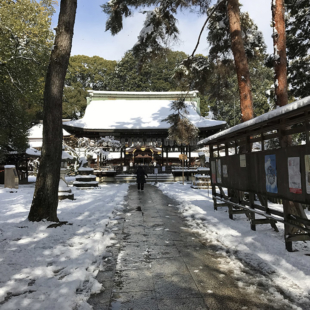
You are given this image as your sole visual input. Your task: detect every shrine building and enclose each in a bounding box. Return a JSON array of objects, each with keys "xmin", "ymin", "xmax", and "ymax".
[{"xmin": 63, "ymin": 91, "xmax": 226, "ymax": 166}]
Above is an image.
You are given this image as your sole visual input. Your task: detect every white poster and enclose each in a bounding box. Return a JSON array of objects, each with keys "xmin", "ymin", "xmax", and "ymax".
[
  {"xmin": 288, "ymin": 157, "xmax": 302, "ymax": 194},
  {"xmin": 123, "ymin": 166, "xmax": 127, "ymax": 171},
  {"xmin": 162, "ymin": 166, "xmax": 166, "ymax": 172},
  {"xmin": 154, "ymin": 168, "xmax": 158, "ymax": 174}
]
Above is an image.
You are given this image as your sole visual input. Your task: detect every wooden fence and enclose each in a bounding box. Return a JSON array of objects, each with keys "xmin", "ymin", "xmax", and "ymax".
[{"xmin": 199, "ymin": 96, "xmax": 310, "ymax": 251}]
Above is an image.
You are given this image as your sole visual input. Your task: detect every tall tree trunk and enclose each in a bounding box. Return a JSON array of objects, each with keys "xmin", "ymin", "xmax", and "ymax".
[
  {"xmin": 28, "ymin": 0, "xmax": 77, "ymax": 222},
  {"xmin": 272, "ymin": 0, "xmax": 288, "ymax": 107},
  {"xmin": 227, "ymin": 0, "xmax": 253, "ymax": 123},
  {"xmin": 272, "ymin": 0, "xmax": 308, "ymax": 251}
]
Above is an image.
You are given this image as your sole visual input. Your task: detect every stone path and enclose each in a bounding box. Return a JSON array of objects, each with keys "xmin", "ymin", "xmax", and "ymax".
[{"xmin": 88, "ymin": 185, "xmax": 285, "ymax": 310}]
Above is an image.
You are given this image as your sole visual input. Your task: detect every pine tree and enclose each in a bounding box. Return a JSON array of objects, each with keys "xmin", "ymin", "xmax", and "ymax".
[
  {"xmin": 103, "ymin": 0, "xmax": 255, "ymax": 125},
  {"xmin": 206, "ymin": 3, "xmax": 272, "ymax": 126},
  {"xmin": 286, "ymin": 0, "xmax": 310, "ymax": 99}
]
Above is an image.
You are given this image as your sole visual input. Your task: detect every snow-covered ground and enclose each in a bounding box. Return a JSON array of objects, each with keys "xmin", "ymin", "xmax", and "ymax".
[
  {"xmin": 1, "ymin": 181, "xmax": 310, "ymax": 309},
  {"xmin": 0, "ymin": 183, "xmax": 128, "ymax": 310},
  {"xmin": 158, "ymin": 183, "xmax": 310, "ymax": 308}
]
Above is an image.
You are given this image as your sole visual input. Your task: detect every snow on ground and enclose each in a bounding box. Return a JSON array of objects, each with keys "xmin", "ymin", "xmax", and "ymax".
[
  {"xmin": 158, "ymin": 183, "xmax": 310, "ymax": 308},
  {"xmin": 0, "ymin": 183, "xmax": 128, "ymax": 310}
]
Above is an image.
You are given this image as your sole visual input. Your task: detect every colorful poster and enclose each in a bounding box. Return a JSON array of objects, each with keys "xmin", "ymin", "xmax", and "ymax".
[
  {"xmin": 288, "ymin": 157, "xmax": 302, "ymax": 194},
  {"xmin": 216, "ymin": 159, "xmax": 222, "ymax": 183},
  {"xmin": 305, "ymin": 155, "xmax": 310, "ymax": 194},
  {"xmin": 240, "ymin": 154, "xmax": 246, "ymax": 167},
  {"xmin": 223, "ymin": 165, "xmax": 228, "ymax": 177},
  {"xmin": 265, "ymin": 154, "xmax": 278, "ymax": 193},
  {"xmin": 211, "ymin": 161, "xmax": 216, "ymax": 184}
]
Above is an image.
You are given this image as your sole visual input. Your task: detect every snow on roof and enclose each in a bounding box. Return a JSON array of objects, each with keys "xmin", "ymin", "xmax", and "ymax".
[
  {"xmin": 28, "ymin": 124, "xmax": 71, "ymax": 139},
  {"xmin": 64, "ymin": 100, "xmax": 226, "ymax": 131},
  {"xmin": 26, "ymin": 147, "xmax": 41, "ymax": 157},
  {"xmin": 199, "ymin": 96, "xmax": 310, "ymax": 145},
  {"xmin": 62, "ymin": 151, "xmax": 73, "ymax": 160}
]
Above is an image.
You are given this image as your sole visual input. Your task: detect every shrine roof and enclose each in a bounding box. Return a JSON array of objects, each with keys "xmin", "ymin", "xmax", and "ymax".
[{"xmin": 63, "ymin": 99, "xmax": 226, "ymax": 132}]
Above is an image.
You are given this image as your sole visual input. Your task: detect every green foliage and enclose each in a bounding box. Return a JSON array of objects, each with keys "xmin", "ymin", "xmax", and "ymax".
[
  {"xmin": 206, "ymin": 4, "xmax": 273, "ymax": 126},
  {"xmin": 0, "ymin": 0, "xmax": 54, "ymax": 158},
  {"xmin": 286, "ymin": 0, "xmax": 310, "ymax": 99},
  {"xmin": 207, "ymin": 1, "xmax": 266, "ymax": 62},
  {"xmin": 103, "ymin": 0, "xmax": 211, "ymax": 64},
  {"xmin": 108, "ymin": 49, "xmax": 187, "ymax": 92},
  {"xmin": 63, "ymin": 55, "xmax": 117, "ymax": 118},
  {"xmin": 162, "ymin": 99, "xmax": 199, "ymax": 145}
]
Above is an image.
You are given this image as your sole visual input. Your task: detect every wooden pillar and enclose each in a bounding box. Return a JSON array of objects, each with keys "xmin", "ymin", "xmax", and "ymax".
[
  {"xmin": 161, "ymin": 138, "xmax": 164, "ymax": 166},
  {"xmin": 249, "ymin": 192, "xmax": 256, "ymax": 231},
  {"xmin": 210, "ymin": 145, "xmax": 217, "ymax": 210},
  {"xmin": 166, "ymin": 147, "xmax": 168, "ymax": 166}
]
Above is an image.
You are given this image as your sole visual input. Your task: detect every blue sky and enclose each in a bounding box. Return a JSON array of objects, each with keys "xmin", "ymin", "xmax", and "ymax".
[{"xmin": 51, "ymin": 0, "xmax": 273, "ymax": 61}]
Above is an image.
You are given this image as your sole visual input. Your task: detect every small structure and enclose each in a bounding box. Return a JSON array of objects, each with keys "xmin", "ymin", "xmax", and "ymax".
[
  {"xmin": 199, "ymin": 96, "xmax": 310, "ymax": 252},
  {"xmin": 73, "ymin": 158, "xmax": 99, "ymax": 188},
  {"xmin": 4, "ymin": 165, "xmax": 19, "ymax": 189},
  {"xmin": 58, "ymin": 150, "xmax": 74, "ymax": 200},
  {"xmin": 0, "ymin": 147, "xmax": 41, "ymax": 184},
  {"xmin": 28, "ymin": 123, "xmax": 71, "ymax": 150}
]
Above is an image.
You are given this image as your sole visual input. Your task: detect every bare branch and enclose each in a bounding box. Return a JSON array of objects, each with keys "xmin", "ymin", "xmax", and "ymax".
[{"xmin": 191, "ymin": 0, "xmax": 225, "ymax": 57}]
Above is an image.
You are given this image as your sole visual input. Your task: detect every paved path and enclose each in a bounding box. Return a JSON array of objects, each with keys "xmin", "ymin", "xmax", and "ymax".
[{"xmin": 88, "ymin": 185, "xmax": 283, "ymax": 310}]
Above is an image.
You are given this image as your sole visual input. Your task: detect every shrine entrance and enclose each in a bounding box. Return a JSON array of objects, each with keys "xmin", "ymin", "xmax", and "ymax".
[{"xmin": 127, "ymin": 146, "xmax": 161, "ymax": 165}]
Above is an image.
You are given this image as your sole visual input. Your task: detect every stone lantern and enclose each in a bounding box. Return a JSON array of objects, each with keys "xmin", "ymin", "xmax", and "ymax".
[{"xmin": 58, "ymin": 149, "xmax": 74, "ymax": 200}]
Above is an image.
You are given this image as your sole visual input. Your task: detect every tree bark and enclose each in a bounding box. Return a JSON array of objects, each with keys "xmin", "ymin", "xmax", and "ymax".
[
  {"xmin": 227, "ymin": 0, "xmax": 253, "ymax": 123},
  {"xmin": 272, "ymin": 0, "xmax": 288, "ymax": 107},
  {"xmin": 28, "ymin": 0, "xmax": 77, "ymax": 222}
]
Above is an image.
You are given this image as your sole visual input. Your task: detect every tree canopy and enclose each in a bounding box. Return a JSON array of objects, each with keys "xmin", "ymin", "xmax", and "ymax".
[
  {"xmin": 286, "ymin": 0, "xmax": 310, "ymax": 99},
  {"xmin": 0, "ymin": 0, "xmax": 54, "ymax": 160},
  {"xmin": 63, "ymin": 55, "xmax": 116, "ymax": 119}
]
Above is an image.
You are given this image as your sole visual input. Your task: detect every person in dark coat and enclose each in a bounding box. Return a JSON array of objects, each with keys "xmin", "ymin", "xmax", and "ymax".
[{"xmin": 136, "ymin": 166, "xmax": 148, "ymax": 191}]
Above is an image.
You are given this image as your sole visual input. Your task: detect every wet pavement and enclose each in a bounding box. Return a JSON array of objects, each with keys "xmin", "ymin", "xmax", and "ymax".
[{"xmin": 88, "ymin": 184, "xmax": 284, "ymax": 310}]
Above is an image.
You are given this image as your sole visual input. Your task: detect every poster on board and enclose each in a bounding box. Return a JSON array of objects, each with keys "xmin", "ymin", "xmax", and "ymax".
[
  {"xmin": 216, "ymin": 159, "xmax": 222, "ymax": 183},
  {"xmin": 223, "ymin": 165, "xmax": 228, "ymax": 177},
  {"xmin": 211, "ymin": 161, "xmax": 216, "ymax": 183},
  {"xmin": 162, "ymin": 166, "xmax": 166, "ymax": 172},
  {"xmin": 240, "ymin": 154, "xmax": 246, "ymax": 167},
  {"xmin": 305, "ymin": 155, "xmax": 310, "ymax": 194},
  {"xmin": 288, "ymin": 157, "xmax": 302, "ymax": 194},
  {"xmin": 265, "ymin": 154, "xmax": 278, "ymax": 193}
]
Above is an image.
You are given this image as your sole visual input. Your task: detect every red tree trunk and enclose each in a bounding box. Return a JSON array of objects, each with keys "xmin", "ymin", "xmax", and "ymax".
[
  {"xmin": 272, "ymin": 0, "xmax": 288, "ymax": 107},
  {"xmin": 227, "ymin": 0, "xmax": 253, "ymax": 122},
  {"xmin": 28, "ymin": 0, "xmax": 77, "ymax": 222}
]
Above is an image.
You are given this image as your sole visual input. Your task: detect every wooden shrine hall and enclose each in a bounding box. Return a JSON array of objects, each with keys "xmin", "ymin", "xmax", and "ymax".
[{"xmin": 63, "ymin": 91, "xmax": 226, "ymax": 166}]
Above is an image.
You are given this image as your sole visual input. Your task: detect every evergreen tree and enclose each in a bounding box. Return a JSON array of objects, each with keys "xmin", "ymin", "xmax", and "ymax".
[
  {"xmin": 103, "ymin": 0, "xmax": 256, "ymax": 125},
  {"xmin": 63, "ymin": 55, "xmax": 117, "ymax": 119},
  {"xmin": 286, "ymin": 0, "xmax": 310, "ymax": 99},
  {"xmin": 206, "ymin": 4, "xmax": 272, "ymax": 126},
  {"xmin": 0, "ymin": 0, "xmax": 54, "ymax": 160},
  {"xmin": 107, "ymin": 49, "xmax": 187, "ymax": 92}
]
